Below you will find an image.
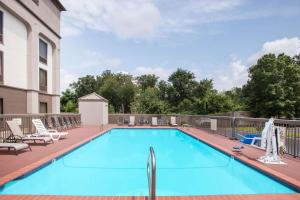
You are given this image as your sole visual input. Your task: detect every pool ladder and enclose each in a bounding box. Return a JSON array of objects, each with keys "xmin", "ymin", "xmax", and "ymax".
[{"xmin": 147, "ymin": 146, "xmax": 156, "ymax": 200}]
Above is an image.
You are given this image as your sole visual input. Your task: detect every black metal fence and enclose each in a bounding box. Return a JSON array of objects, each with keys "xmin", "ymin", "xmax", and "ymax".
[
  {"xmin": 0, "ymin": 113, "xmax": 81, "ymax": 142},
  {"xmin": 109, "ymin": 114, "xmax": 300, "ymax": 158}
]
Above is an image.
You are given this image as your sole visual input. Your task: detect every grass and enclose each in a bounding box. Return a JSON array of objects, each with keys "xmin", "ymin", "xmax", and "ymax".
[{"xmin": 235, "ymin": 126, "xmax": 300, "ymax": 138}]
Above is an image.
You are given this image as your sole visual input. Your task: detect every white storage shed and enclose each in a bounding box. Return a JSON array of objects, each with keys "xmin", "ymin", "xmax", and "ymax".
[{"xmin": 78, "ymin": 93, "xmax": 108, "ymax": 126}]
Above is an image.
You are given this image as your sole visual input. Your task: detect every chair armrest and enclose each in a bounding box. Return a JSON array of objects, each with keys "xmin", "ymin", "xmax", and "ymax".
[
  {"xmin": 251, "ymin": 137, "xmax": 262, "ymax": 145},
  {"xmin": 253, "ymin": 137, "xmax": 261, "ymax": 140},
  {"xmin": 237, "ymin": 134, "xmax": 260, "ymax": 140},
  {"xmin": 47, "ymin": 129, "xmax": 58, "ymax": 133}
]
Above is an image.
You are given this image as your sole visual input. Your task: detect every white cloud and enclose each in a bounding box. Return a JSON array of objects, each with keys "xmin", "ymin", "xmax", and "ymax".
[
  {"xmin": 61, "ymin": 0, "xmax": 300, "ymax": 39},
  {"xmin": 133, "ymin": 66, "xmax": 174, "ymax": 80},
  {"xmin": 214, "ymin": 55, "xmax": 248, "ymax": 91},
  {"xmin": 60, "ymin": 69, "xmax": 78, "ymax": 92},
  {"xmin": 60, "ymin": 51, "xmax": 122, "ymax": 92},
  {"xmin": 247, "ymin": 37, "xmax": 300, "ymax": 65},
  {"xmin": 157, "ymin": 0, "xmax": 290, "ymax": 35},
  {"xmin": 82, "ymin": 51, "xmax": 122, "ymax": 68},
  {"xmin": 61, "ymin": 0, "xmax": 161, "ymax": 39},
  {"xmin": 116, "ymin": 70, "xmax": 129, "ymax": 75},
  {"xmin": 59, "ymin": 37, "xmax": 300, "ymax": 92},
  {"xmin": 61, "ymin": 19, "xmax": 81, "ymax": 37},
  {"xmin": 60, "ymin": 0, "xmax": 274, "ymax": 40},
  {"xmin": 214, "ymin": 37, "xmax": 300, "ymax": 91},
  {"xmin": 184, "ymin": 0, "xmax": 243, "ymax": 14}
]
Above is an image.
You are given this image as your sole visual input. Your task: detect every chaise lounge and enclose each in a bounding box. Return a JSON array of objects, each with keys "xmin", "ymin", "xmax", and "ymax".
[
  {"xmin": 0, "ymin": 137, "xmax": 31, "ymax": 155},
  {"xmin": 170, "ymin": 116, "xmax": 178, "ymax": 126},
  {"xmin": 32, "ymin": 119, "xmax": 68, "ymax": 141},
  {"xmin": 129, "ymin": 116, "xmax": 135, "ymax": 126},
  {"xmin": 152, "ymin": 117, "xmax": 158, "ymax": 126},
  {"xmin": 6, "ymin": 120, "xmax": 53, "ymax": 144}
]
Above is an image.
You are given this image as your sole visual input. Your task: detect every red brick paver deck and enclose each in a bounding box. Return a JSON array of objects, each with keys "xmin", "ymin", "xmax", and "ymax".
[{"xmin": 0, "ymin": 125, "xmax": 299, "ymax": 200}]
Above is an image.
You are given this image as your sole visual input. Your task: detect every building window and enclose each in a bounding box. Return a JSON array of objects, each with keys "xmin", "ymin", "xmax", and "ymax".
[
  {"xmin": 39, "ymin": 102, "xmax": 47, "ymax": 113},
  {"xmin": 39, "ymin": 68, "xmax": 47, "ymax": 91},
  {"xmin": 0, "ymin": 51, "xmax": 3, "ymax": 83},
  {"xmin": 0, "ymin": 11, "xmax": 3, "ymax": 43},
  {"xmin": 0, "ymin": 98, "xmax": 3, "ymax": 114},
  {"xmin": 39, "ymin": 39, "xmax": 47, "ymax": 64}
]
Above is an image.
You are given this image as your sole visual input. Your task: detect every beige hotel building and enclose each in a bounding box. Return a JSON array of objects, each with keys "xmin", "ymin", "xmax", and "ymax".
[{"xmin": 0, "ymin": 0, "xmax": 65, "ymax": 114}]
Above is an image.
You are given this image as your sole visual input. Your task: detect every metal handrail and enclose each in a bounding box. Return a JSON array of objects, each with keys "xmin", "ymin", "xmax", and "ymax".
[{"xmin": 147, "ymin": 146, "xmax": 156, "ymax": 200}]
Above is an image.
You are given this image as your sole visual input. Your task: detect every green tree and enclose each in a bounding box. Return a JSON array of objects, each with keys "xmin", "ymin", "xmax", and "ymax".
[
  {"xmin": 177, "ymin": 98, "xmax": 194, "ymax": 114},
  {"xmin": 60, "ymin": 89, "xmax": 77, "ymax": 112},
  {"xmin": 243, "ymin": 53, "xmax": 300, "ymax": 118},
  {"xmin": 157, "ymin": 80, "xmax": 170, "ymax": 100},
  {"xmin": 61, "ymin": 67, "xmax": 254, "ymax": 115},
  {"xmin": 63, "ymin": 100, "xmax": 77, "ymax": 113},
  {"xmin": 210, "ymin": 93, "xmax": 239, "ymax": 113},
  {"xmin": 168, "ymin": 69, "xmax": 197, "ymax": 105},
  {"xmin": 131, "ymin": 87, "xmax": 169, "ymax": 114},
  {"xmin": 294, "ymin": 54, "xmax": 300, "ymax": 65},
  {"xmin": 224, "ymin": 87, "xmax": 245, "ymax": 111},
  {"xmin": 98, "ymin": 72, "xmax": 135, "ymax": 113},
  {"xmin": 70, "ymin": 75, "xmax": 97, "ymax": 99},
  {"xmin": 99, "ymin": 75, "xmax": 122, "ymax": 111},
  {"xmin": 136, "ymin": 74, "xmax": 158, "ymax": 90}
]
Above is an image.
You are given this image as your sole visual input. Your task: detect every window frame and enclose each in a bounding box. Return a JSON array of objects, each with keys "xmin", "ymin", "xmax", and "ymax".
[
  {"xmin": 0, "ymin": 98, "xmax": 3, "ymax": 114},
  {"xmin": 0, "ymin": 10, "xmax": 3, "ymax": 43},
  {"xmin": 0, "ymin": 51, "xmax": 3, "ymax": 84},
  {"xmin": 39, "ymin": 39, "xmax": 48, "ymax": 64},
  {"xmin": 39, "ymin": 68, "xmax": 47, "ymax": 92},
  {"xmin": 39, "ymin": 102, "xmax": 47, "ymax": 113}
]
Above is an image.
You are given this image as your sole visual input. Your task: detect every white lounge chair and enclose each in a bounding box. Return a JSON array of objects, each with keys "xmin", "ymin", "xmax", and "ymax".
[
  {"xmin": 0, "ymin": 137, "xmax": 31, "ymax": 155},
  {"xmin": 6, "ymin": 120, "xmax": 53, "ymax": 144},
  {"xmin": 152, "ymin": 117, "xmax": 158, "ymax": 126},
  {"xmin": 32, "ymin": 119, "xmax": 68, "ymax": 141},
  {"xmin": 170, "ymin": 116, "xmax": 178, "ymax": 126},
  {"xmin": 129, "ymin": 116, "xmax": 135, "ymax": 126}
]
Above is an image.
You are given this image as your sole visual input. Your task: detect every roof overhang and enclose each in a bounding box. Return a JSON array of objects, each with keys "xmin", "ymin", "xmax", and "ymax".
[
  {"xmin": 78, "ymin": 92, "xmax": 109, "ymax": 103},
  {"xmin": 51, "ymin": 0, "xmax": 66, "ymax": 11}
]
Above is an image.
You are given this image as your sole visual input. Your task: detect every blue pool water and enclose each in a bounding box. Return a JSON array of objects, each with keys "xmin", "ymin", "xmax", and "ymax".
[{"xmin": 0, "ymin": 128, "xmax": 296, "ymax": 196}]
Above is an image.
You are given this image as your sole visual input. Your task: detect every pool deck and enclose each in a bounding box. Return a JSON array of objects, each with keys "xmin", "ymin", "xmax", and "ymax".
[{"xmin": 0, "ymin": 125, "xmax": 300, "ymax": 200}]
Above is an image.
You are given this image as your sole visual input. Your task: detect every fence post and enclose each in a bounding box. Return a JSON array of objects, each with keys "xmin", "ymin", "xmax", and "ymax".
[
  {"xmin": 293, "ymin": 124, "xmax": 297, "ymax": 158},
  {"xmin": 230, "ymin": 117, "xmax": 236, "ymax": 139}
]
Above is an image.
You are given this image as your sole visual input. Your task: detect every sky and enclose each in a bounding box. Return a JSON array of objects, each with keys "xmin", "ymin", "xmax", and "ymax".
[{"xmin": 60, "ymin": 0, "xmax": 300, "ymax": 92}]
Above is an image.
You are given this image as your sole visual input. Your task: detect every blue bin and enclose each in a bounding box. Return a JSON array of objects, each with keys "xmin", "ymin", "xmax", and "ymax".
[{"xmin": 240, "ymin": 134, "xmax": 259, "ymax": 144}]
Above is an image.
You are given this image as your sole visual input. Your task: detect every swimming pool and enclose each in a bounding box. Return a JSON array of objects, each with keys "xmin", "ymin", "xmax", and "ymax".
[{"xmin": 0, "ymin": 128, "xmax": 296, "ymax": 196}]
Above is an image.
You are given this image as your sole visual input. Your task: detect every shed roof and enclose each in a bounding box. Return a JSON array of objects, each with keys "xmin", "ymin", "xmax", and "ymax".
[{"xmin": 78, "ymin": 92, "xmax": 108, "ymax": 102}]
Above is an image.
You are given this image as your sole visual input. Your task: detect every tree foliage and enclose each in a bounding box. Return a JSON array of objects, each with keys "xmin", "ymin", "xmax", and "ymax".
[
  {"xmin": 243, "ymin": 54, "xmax": 300, "ymax": 118},
  {"xmin": 131, "ymin": 87, "xmax": 169, "ymax": 114},
  {"xmin": 60, "ymin": 89, "xmax": 77, "ymax": 112},
  {"xmin": 61, "ymin": 71, "xmax": 135, "ymax": 113},
  {"xmin": 168, "ymin": 69, "xmax": 197, "ymax": 105},
  {"xmin": 61, "ymin": 53, "xmax": 300, "ymax": 118},
  {"xmin": 70, "ymin": 75, "xmax": 98, "ymax": 99},
  {"xmin": 136, "ymin": 74, "xmax": 158, "ymax": 90}
]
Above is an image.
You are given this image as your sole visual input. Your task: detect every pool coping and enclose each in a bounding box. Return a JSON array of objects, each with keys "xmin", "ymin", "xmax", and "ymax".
[{"xmin": 0, "ymin": 126, "xmax": 299, "ymax": 199}]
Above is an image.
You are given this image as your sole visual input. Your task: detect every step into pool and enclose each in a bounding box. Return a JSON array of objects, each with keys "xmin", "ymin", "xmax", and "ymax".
[{"xmin": 0, "ymin": 128, "xmax": 297, "ymax": 196}]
